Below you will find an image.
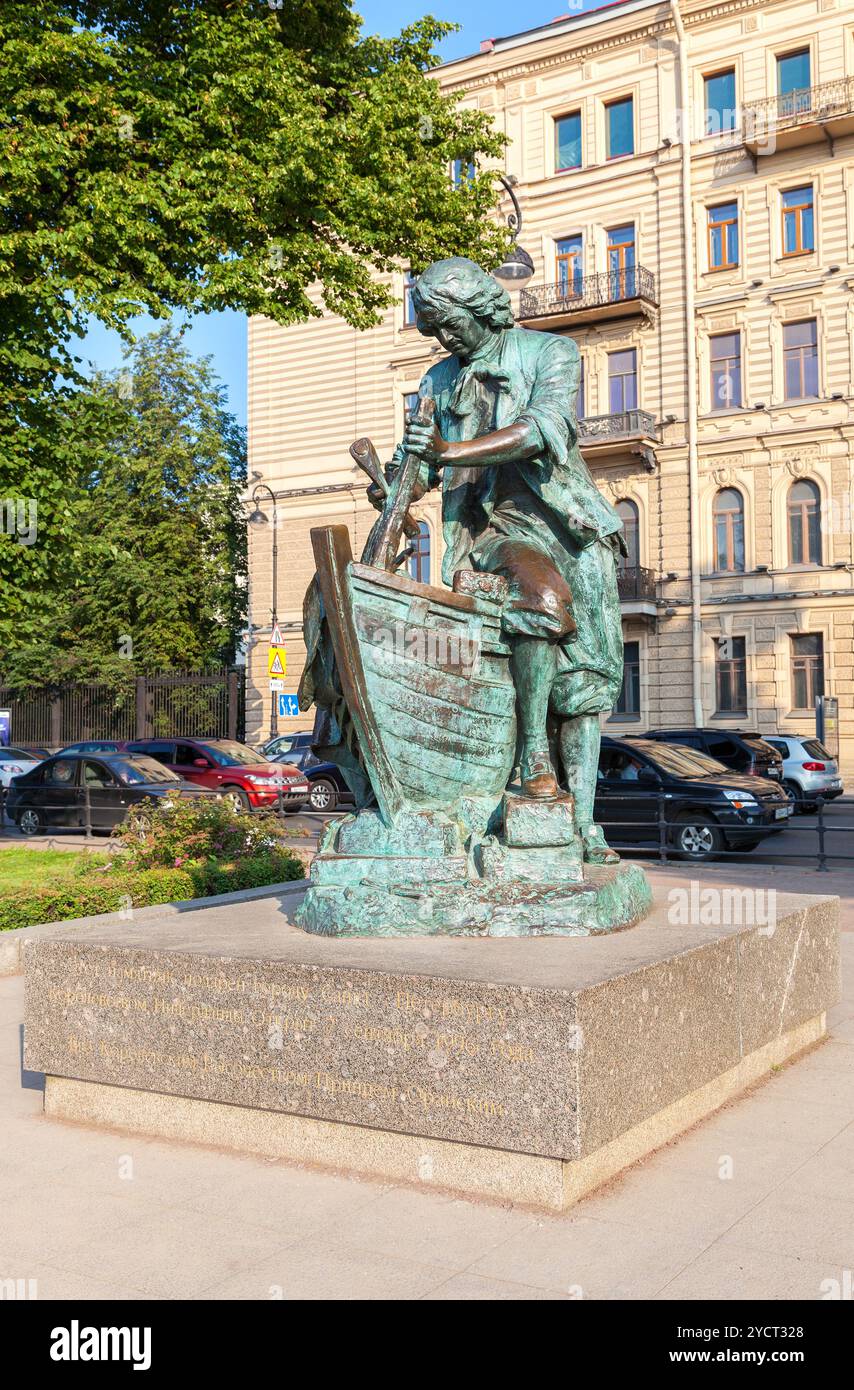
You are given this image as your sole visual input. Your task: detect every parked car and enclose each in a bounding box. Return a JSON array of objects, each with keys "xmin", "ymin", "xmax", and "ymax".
[
  {"xmin": 0, "ymin": 746, "xmax": 44, "ymax": 787},
  {"xmin": 0, "ymin": 747, "xmax": 45, "ymax": 817},
  {"xmin": 59, "ymin": 740, "xmax": 132, "ymax": 756},
  {"xmin": 261, "ymin": 731, "xmax": 355, "ymax": 813},
  {"xmin": 126, "ymin": 737, "xmax": 308, "ymax": 813},
  {"xmin": 764, "ymin": 736, "xmax": 844, "ymax": 810},
  {"xmin": 644, "ymin": 728, "xmax": 784, "ymax": 782},
  {"xmin": 595, "ymin": 736, "xmax": 792, "ymax": 860},
  {"xmin": 6, "ymin": 753, "xmax": 214, "ymax": 836}
]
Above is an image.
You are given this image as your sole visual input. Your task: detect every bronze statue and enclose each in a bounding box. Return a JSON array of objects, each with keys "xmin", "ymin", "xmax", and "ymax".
[{"xmin": 295, "ymin": 257, "xmax": 651, "ymax": 937}]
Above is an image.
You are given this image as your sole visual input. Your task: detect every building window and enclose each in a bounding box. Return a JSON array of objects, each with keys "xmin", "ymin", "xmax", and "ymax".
[
  {"xmin": 715, "ymin": 636, "xmax": 747, "ymax": 714},
  {"xmin": 781, "ymin": 186, "xmax": 814, "ymax": 255},
  {"xmin": 712, "ymin": 488, "xmax": 745, "ymax": 573},
  {"xmin": 403, "ymin": 270, "xmax": 417, "ymax": 326},
  {"xmin": 709, "ymin": 331, "xmax": 742, "ymax": 409},
  {"xmin": 576, "ymin": 357, "xmax": 585, "ymax": 420},
  {"xmin": 556, "ymin": 235, "xmax": 583, "ymax": 295},
  {"xmin": 777, "ymin": 48, "xmax": 811, "ymax": 111},
  {"xmin": 790, "ymin": 634, "xmax": 824, "ymax": 711},
  {"xmin": 704, "ymin": 69, "xmax": 737, "ymax": 136},
  {"xmin": 606, "ymin": 96, "xmax": 634, "ymax": 159},
  {"xmin": 452, "ymin": 159, "xmax": 475, "ymax": 187},
  {"xmin": 607, "ymin": 224, "xmax": 636, "ymax": 297},
  {"xmin": 608, "ymin": 349, "xmax": 638, "ymax": 413},
  {"xmin": 403, "ymin": 391, "xmax": 419, "ymax": 422},
  {"xmin": 783, "ymin": 320, "xmax": 819, "ymax": 400},
  {"xmin": 708, "ymin": 202, "xmax": 739, "ymax": 269},
  {"xmin": 408, "ymin": 521, "xmax": 431, "ymax": 585},
  {"xmin": 787, "ymin": 479, "xmax": 821, "ymax": 565},
  {"xmin": 614, "ymin": 640, "xmax": 641, "ymax": 716},
  {"xmin": 616, "ymin": 498, "xmax": 639, "ymax": 570},
  {"xmin": 555, "ymin": 112, "xmax": 582, "ymax": 171}
]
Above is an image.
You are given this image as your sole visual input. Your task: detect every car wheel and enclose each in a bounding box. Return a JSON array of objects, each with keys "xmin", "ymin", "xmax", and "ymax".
[
  {"xmin": 309, "ymin": 779, "xmax": 337, "ymax": 813},
  {"xmin": 18, "ymin": 807, "xmax": 43, "ymax": 837},
  {"xmin": 783, "ymin": 779, "xmax": 808, "ymax": 813},
  {"xmin": 672, "ymin": 814, "xmax": 723, "ymax": 861},
  {"xmin": 222, "ymin": 787, "xmax": 250, "ymax": 814}
]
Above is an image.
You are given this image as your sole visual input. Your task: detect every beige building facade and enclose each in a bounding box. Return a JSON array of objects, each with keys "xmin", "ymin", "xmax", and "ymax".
[{"xmin": 246, "ymin": 0, "xmax": 854, "ymax": 775}]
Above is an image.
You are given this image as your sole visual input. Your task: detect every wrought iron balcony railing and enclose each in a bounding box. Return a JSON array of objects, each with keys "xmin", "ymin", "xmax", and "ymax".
[
  {"xmin": 578, "ymin": 410, "xmax": 657, "ymax": 444},
  {"xmin": 519, "ymin": 266, "xmax": 657, "ymax": 321},
  {"xmin": 742, "ymin": 76, "xmax": 854, "ymax": 142},
  {"xmin": 617, "ymin": 565, "xmax": 657, "ymax": 603}
]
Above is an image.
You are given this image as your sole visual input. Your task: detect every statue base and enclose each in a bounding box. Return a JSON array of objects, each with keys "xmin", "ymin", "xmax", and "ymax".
[{"xmin": 294, "ymin": 793, "xmax": 652, "ymax": 938}]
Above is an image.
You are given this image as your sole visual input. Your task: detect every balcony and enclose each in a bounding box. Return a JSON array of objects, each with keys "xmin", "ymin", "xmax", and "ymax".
[
  {"xmin": 519, "ymin": 267, "xmax": 658, "ymax": 329},
  {"xmin": 617, "ymin": 565, "xmax": 658, "ymax": 619},
  {"xmin": 579, "ymin": 409, "xmax": 658, "ymax": 467},
  {"xmin": 743, "ymin": 77, "xmax": 854, "ymax": 154}
]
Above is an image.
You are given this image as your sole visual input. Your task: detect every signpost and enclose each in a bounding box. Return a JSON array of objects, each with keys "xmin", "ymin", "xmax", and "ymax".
[
  {"xmin": 278, "ymin": 694, "xmax": 299, "ymax": 719},
  {"xmin": 266, "ymin": 622, "xmax": 287, "ymax": 735}
]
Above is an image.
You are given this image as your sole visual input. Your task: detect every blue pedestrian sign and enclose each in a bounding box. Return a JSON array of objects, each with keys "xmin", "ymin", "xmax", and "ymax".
[{"xmin": 278, "ymin": 694, "xmax": 299, "ymax": 718}]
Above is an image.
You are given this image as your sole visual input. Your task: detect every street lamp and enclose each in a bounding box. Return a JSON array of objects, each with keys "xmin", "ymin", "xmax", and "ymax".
[
  {"xmin": 494, "ymin": 174, "xmax": 535, "ymax": 283},
  {"xmin": 249, "ymin": 483, "xmax": 279, "ymax": 739}
]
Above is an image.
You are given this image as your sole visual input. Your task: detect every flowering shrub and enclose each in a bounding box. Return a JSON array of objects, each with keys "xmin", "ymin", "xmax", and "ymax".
[
  {"xmin": 113, "ymin": 796, "xmax": 294, "ymax": 872},
  {"xmin": 0, "ymin": 799, "xmax": 304, "ymax": 930}
]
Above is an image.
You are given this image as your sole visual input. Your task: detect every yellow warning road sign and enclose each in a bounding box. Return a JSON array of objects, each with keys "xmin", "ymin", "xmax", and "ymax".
[{"xmin": 268, "ymin": 647, "xmax": 287, "ymax": 677}]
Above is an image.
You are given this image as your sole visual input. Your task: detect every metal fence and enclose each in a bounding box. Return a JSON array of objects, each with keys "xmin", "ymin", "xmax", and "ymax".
[
  {"xmin": 611, "ymin": 791, "xmax": 853, "ymax": 872},
  {"xmin": 0, "ymin": 670, "xmax": 244, "ymax": 749}
]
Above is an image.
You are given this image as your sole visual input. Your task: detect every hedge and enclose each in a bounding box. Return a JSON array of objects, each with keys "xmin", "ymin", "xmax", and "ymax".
[{"xmin": 0, "ymin": 850, "xmax": 304, "ymax": 932}]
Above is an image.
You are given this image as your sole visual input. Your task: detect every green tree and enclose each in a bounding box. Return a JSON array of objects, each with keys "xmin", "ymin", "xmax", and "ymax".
[
  {"xmin": 0, "ymin": 0, "xmax": 507, "ymax": 674},
  {"xmin": 3, "ymin": 327, "xmax": 247, "ymax": 688}
]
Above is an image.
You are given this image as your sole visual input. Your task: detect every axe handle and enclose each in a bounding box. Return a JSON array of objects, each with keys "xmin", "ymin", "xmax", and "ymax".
[
  {"xmin": 363, "ymin": 394, "xmax": 434, "ymax": 571},
  {"xmin": 351, "ymin": 435, "xmax": 421, "ymax": 552}
]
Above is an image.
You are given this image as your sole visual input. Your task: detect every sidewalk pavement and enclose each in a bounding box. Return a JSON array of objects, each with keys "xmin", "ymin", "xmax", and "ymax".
[{"xmin": 1, "ymin": 863, "xmax": 852, "ymax": 1301}]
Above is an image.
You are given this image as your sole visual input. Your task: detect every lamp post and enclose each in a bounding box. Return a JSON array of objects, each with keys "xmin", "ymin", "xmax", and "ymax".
[
  {"xmin": 494, "ymin": 174, "xmax": 535, "ymax": 283},
  {"xmin": 249, "ymin": 483, "xmax": 279, "ymax": 740}
]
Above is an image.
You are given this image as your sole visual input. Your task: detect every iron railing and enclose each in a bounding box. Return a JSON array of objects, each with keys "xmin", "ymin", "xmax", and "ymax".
[
  {"xmin": 0, "ymin": 669, "xmax": 244, "ymax": 749},
  {"xmin": 520, "ymin": 266, "xmax": 657, "ymax": 320},
  {"xmin": 617, "ymin": 565, "xmax": 657, "ymax": 602},
  {"xmin": 578, "ymin": 409, "xmax": 657, "ymax": 444},
  {"xmin": 742, "ymin": 76, "xmax": 854, "ymax": 142}
]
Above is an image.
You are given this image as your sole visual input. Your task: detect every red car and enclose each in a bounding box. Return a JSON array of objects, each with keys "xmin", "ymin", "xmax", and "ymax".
[{"xmin": 126, "ymin": 737, "xmax": 309, "ymax": 812}]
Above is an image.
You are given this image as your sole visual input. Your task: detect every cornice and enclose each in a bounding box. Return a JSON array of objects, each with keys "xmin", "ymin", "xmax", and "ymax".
[{"xmin": 441, "ymin": 0, "xmax": 784, "ymax": 95}]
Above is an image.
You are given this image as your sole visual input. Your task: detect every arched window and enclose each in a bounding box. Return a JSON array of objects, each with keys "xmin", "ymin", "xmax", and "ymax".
[
  {"xmin": 408, "ymin": 521, "xmax": 431, "ymax": 584},
  {"xmin": 712, "ymin": 488, "xmax": 745, "ymax": 573},
  {"xmin": 787, "ymin": 479, "xmax": 821, "ymax": 565},
  {"xmin": 616, "ymin": 499, "xmax": 639, "ymax": 571}
]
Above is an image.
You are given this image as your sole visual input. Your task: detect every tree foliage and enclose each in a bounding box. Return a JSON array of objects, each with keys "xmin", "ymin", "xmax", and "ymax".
[
  {"xmin": 0, "ymin": 0, "xmax": 508, "ymax": 679},
  {"xmin": 2, "ymin": 327, "xmax": 247, "ymax": 687}
]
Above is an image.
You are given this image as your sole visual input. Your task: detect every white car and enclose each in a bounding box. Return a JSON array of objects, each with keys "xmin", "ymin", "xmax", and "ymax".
[
  {"xmin": 0, "ymin": 747, "xmax": 43, "ymax": 789},
  {"xmin": 0, "ymin": 747, "xmax": 45, "ymax": 816}
]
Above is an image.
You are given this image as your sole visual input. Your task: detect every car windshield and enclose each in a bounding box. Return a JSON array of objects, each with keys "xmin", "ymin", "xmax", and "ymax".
[
  {"xmin": 110, "ymin": 757, "xmax": 180, "ymax": 785},
  {"xmin": 802, "ymin": 739, "xmax": 830, "ymax": 759},
  {"xmin": 629, "ymin": 740, "xmax": 728, "ymax": 778},
  {"xmin": 0, "ymin": 749, "xmax": 34, "ymax": 761},
  {"xmin": 202, "ymin": 741, "xmax": 270, "ymax": 767}
]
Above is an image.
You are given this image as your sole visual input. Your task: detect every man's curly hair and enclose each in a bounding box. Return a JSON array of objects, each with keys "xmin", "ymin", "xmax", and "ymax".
[{"xmin": 410, "ymin": 257, "xmax": 514, "ymax": 331}]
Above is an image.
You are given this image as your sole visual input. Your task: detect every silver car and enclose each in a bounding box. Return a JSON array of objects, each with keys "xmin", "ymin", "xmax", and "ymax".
[{"xmin": 766, "ymin": 736, "xmax": 843, "ymax": 811}]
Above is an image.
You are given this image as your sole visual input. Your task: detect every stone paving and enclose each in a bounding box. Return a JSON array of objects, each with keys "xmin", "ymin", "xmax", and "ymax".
[{"xmin": 1, "ymin": 864, "xmax": 852, "ymax": 1301}]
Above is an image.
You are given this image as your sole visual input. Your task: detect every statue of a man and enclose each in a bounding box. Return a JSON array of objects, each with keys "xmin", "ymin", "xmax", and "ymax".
[{"xmin": 376, "ymin": 257, "xmax": 625, "ymax": 864}]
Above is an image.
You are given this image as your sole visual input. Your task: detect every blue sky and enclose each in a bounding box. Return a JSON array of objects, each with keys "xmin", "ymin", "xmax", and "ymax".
[{"xmin": 78, "ymin": 2, "xmax": 592, "ymax": 425}]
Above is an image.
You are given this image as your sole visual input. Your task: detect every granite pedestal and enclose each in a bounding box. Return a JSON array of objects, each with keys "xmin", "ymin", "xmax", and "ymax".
[{"xmin": 23, "ymin": 887, "xmax": 840, "ymax": 1210}]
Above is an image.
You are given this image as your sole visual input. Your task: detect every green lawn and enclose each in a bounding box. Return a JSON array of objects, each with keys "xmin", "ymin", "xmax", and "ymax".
[{"xmin": 0, "ymin": 848, "xmax": 100, "ymax": 892}]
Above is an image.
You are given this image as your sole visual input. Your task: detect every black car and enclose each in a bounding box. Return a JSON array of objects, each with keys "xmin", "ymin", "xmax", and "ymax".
[
  {"xmin": 260, "ymin": 731, "xmax": 355, "ymax": 813},
  {"xmin": 644, "ymin": 728, "xmax": 784, "ymax": 782},
  {"xmin": 6, "ymin": 752, "xmax": 213, "ymax": 836},
  {"xmin": 595, "ymin": 737, "xmax": 792, "ymax": 860}
]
